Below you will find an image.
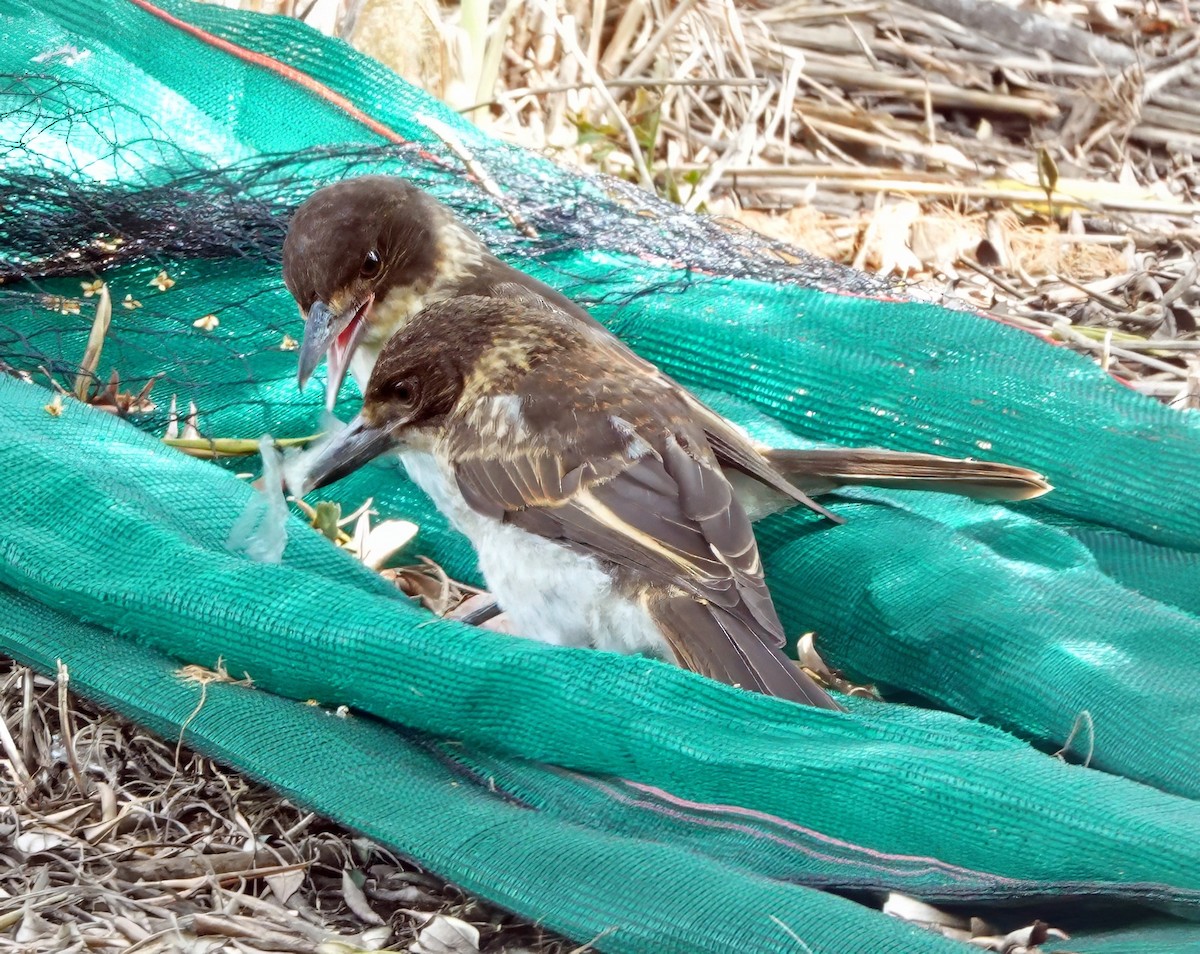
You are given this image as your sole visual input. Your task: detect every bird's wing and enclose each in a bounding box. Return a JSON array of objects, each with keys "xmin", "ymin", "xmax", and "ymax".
[
  {"xmin": 484, "ymin": 285, "xmax": 846, "ymax": 524},
  {"xmin": 455, "ymin": 275, "xmax": 833, "ymax": 522},
  {"xmin": 478, "ymin": 269, "xmax": 603, "ymax": 327},
  {"xmin": 681, "ymin": 399, "xmax": 845, "ymax": 524},
  {"xmin": 651, "ymin": 592, "xmax": 836, "ymax": 707},
  {"xmin": 452, "ymin": 418, "xmax": 838, "ymax": 707}
]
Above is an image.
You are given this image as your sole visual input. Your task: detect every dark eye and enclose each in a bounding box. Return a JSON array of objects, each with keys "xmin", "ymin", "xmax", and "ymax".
[
  {"xmin": 361, "ymin": 249, "xmax": 382, "ymax": 278},
  {"xmin": 394, "ymin": 380, "xmax": 417, "ymax": 406}
]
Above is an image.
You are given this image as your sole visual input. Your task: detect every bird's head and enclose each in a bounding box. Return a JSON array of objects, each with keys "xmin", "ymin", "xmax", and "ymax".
[
  {"xmin": 282, "ymin": 176, "xmax": 452, "ymax": 410},
  {"xmin": 290, "ymin": 299, "xmax": 484, "ymax": 495},
  {"xmin": 292, "ymin": 295, "xmax": 571, "ymax": 495}
]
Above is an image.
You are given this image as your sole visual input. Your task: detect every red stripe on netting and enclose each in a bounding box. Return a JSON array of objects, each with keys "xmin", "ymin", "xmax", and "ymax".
[
  {"xmin": 972, "ymin": 308, "xmax": 1143, "ymax": 391},
  {"xmin": 125, "ymin": 0, "xmax": 407, "ymax": 145},
  {"xmin": 617, "ymin": 779, "xmax": 1027, "ymax": 882}
]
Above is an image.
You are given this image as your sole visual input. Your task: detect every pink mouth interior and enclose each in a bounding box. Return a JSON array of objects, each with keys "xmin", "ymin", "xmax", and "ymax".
[{"xmin": 324, "ymin": 296, "xmax": 373, "ymax": 411}]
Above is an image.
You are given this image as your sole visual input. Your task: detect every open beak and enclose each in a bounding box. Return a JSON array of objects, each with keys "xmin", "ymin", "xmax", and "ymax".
[
  {"xmin": 296, "ymin": 295, "xmax": 374, "ymax": 411},
  {"xmin": 290, "ymin": 414, "xmax": 398, "ymax": 496}
]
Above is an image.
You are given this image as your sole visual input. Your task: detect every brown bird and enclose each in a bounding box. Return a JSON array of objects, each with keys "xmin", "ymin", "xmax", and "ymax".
[
  {"xmin": 295, "ymin": 293, "xmax": 844, "ymax": 707},
  {"xmin": 281, "ymin": 174, "xmax": 1051, "ymax": 515}
]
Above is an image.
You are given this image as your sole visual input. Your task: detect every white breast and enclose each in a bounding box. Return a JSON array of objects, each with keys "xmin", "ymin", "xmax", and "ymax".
[
  {"xmin": 397, "ymin": 447, "xmax": 670, "ymax": 659},
  {"xmin": 341, "ymin": 298, "xmax": 736, "ymax": 662},
  {"xmin": 347, "ymin": 334, "xmax": 660, "ymax": 653}
]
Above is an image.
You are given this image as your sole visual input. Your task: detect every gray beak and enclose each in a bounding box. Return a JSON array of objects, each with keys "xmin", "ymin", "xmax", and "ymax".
[
  {"xmin": 294, "ymin": 415, "xmax": 397, "ymax": 495},
  {"xmin": 296, "ymin": 297, "xmax": 373, "ymax": 411},
  {"xmin": 296, "ymin": 300, "xmax": 343, "ymax": 391}
]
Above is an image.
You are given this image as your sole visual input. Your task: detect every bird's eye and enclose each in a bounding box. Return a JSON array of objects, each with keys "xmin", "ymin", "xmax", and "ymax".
[
  {"xmin": 361, "ymin": 249, "xmax": 382, "ymax": 278},
  {"xmin": 394, "ymin": 381, "xmax": 417, "ymax": 406}
]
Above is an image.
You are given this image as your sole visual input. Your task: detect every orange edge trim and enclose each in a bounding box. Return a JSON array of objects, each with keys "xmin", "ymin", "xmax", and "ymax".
[{"xmin": 125, "ymin": 0, "xmax": 406, "ymax": 145}]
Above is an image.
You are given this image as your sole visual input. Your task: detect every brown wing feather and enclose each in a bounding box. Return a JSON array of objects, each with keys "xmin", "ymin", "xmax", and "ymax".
[
  {"xmin": 479, "ymin": 271, "xmax": 602, "ymax": 327},
  {"xmin": 694, "ymin": 405, "xmax": 844, "ymax": 524},
  {"xmin": 475, "ymin": 276, "xmax": 1047, "ymax": 506},
  {"xmin": 653, "ymin": 594, "xmax": 837, "ymax": 708},
  {"xmin": 658, "ymin": 432, "xmax": 781, "ymax": 638},
  {"xmin": 451, "ymin": 414, "xmax": 837, "ymax": 707},
  {"xmin": 456, "ymin": 445, "xmax": 735, "ymax": 600}
]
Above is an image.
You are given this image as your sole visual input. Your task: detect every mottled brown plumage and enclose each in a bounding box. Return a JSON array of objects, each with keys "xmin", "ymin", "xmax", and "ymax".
[
  {"xmin": 298, "ymin": 294, "xmax": 840, "ymax": 707},
  {"xmin": 281, "ymin": 175, "xmax": 1051, "ymax": 505}
]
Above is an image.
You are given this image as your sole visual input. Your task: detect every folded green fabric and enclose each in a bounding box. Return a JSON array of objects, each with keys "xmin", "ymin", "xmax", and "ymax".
[{"xmin": 4, "ymin": 2, "xmax": 1200, "ymax": 949}]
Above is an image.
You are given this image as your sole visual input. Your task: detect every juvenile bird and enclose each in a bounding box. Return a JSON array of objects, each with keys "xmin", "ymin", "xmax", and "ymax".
[
  {"xmin": 294, "ymin": 294, "xmax": 841, "ymax": 707},
  {"xmin": 281, "ymin": 175, "xmax": 1051, "ymax": 514}
]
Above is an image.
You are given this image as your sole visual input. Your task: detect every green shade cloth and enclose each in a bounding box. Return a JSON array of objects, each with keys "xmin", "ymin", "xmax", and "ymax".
[{"xmin": 3, "ymin": 1, "xmax": 1200, "ymax": 950}]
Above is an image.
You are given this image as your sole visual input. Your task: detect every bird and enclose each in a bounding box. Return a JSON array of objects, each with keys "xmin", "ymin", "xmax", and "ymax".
[
  {"xmin": 280, "ymin": 174, "xmax": 1052, "ymax": 520},
  {"xmin": 292, "ymin": 293, "xmax": 843, "ymax": 707}
]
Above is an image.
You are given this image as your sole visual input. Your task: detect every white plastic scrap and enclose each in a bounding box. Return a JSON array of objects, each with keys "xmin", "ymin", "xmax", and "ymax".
[{"xmin": 226, "ymin": 435, "xmax": 289, "ymax": 563}]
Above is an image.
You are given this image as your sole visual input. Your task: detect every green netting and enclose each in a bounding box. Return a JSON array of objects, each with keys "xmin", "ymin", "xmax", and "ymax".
[
  {"xmin": 3, "ymin": 1, "xmax": 1200, "ymax": 950},
  {"xmin": 0, "ymin": 588, "xmax": 970, "ymax": 954},
  {"xmin": 8, "ymin": 379, "xmax": 1200, "ymax": 951}
]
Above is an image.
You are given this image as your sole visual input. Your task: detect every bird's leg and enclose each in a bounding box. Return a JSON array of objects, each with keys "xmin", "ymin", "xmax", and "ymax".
[
  {"xmin": 449, "ymin": 593, "xmax": 515, "ymax": 632},
  {"xmin": 453, "ymin": 597, "xmax": 503, "ymax": 625}
]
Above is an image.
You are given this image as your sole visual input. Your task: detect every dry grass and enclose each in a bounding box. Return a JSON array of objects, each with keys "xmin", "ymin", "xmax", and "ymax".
[
  {"xmin": 215, "ymin": 0, "xmax": 1200, "ymax": 403},
  {"xmin": 330, "ymin": 0, "xmax": 1200, "ymax": 405},
  {"xmin": 0, "ymin": 659, "xmax": 573, "ymax": 953},
  {"xmin": 8, "ymin": 0, "xmax": 1200, "ymax": 949}
]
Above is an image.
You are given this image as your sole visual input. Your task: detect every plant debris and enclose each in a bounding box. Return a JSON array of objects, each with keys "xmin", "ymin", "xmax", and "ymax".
[
  {"xmin": 33, "ymin": 283, "xmax": 163, "ymax": 419},
  {"xmin": 883, "ymin": 893, "xmax": 1069, "ymax": 953},
  {"xmin": 328, "ymin": 0, "xmax": 1200, "ymax": 405},
  {"xmin": 380, "ymin": 557, "xmax": 486, "ymax": 617},
  {"xmin": 149, "ymin": 270, "xmax": 176, "ymax": 292},
  {"xmin": 164, "ymin": 432, "xmax": 319, "ymax": 459},
  {"xmin": 9, "ymin": 0, "xmax": 1197, "ymax": 950},
  {"xmin": 795, "ymin": 632, "xmax": 879, "ymax": 699},
  {"xmin": 0, "ymin": 660, "xmax": 575, "ymax": 953}
]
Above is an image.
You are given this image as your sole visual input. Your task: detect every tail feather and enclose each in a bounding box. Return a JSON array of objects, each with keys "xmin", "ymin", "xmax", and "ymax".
[{"xmin": 762, "ymin": 447, "xmax": 1052, "ymax": 501}]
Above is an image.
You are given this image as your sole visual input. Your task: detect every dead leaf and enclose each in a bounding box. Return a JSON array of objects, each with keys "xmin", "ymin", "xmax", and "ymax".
[
  {"xmin": 883, "ymin": 892, "xmax": 970, "ymax": 930},
  {"xmin": 359, "ymin": 519, "xmax": 418, "ymax": 570},
  {"xmin": 411, "ymin": 914, "xmax": 480, "ymax": 954},
  {"xmin": 16, "ymin": 902, "xmax": 55, "ymax": 944},
  {"xmin": 865, "ymin": 200, "xmax": 924, "ymax": 278},
  {"xmin": 266, "ymin": 868, "xmax": 307, "ymax": 905},
  {"xmin": 341, "ymin": 869, "xmax": 384, "ymax": 926},
  {"xmin": 1036, "ymin": 147, "xmax": 1059, "ymax": 202},
  {"xmin": 15, "ymin": 830, "xmax": 66, "ymax": 853},
  {"xmin": 317, "ymin": 926, "xmax": 392, "ymax": 953},
  {"xmin": 72, "ymin": 285, "xmax": 112, "ymax": 401}
]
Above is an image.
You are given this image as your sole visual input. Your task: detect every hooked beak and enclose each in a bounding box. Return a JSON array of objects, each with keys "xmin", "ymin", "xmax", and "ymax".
[
  {"xmin": 291, "ymin": 414, "xmax": 397, "ymax": 496},
  {"xmin": 296, "ymin": 295, "xmax": 374, "ymax": 411}
]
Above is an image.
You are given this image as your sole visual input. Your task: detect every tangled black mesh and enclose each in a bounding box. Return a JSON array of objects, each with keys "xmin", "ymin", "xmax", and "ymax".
[
  {"xmin": 0, "ymin": 72, "xmax": 899, "ymax": 442},
  {"xmin": 0, "ymin": 74, "xmax": 893, "ymax": 294}
]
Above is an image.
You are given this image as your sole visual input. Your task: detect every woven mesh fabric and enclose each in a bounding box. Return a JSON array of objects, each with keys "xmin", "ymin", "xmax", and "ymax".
[
  {"xmin": 4, "ymin": 0, "xmax": 1200, "ymax": 949},
  {"xmin": 0, "ymin": 589, "xmax": 975, "ymax": 954},
  {"xmin": 6, "ymin": 378, "xmax": 1200, "ymax": 950}
]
